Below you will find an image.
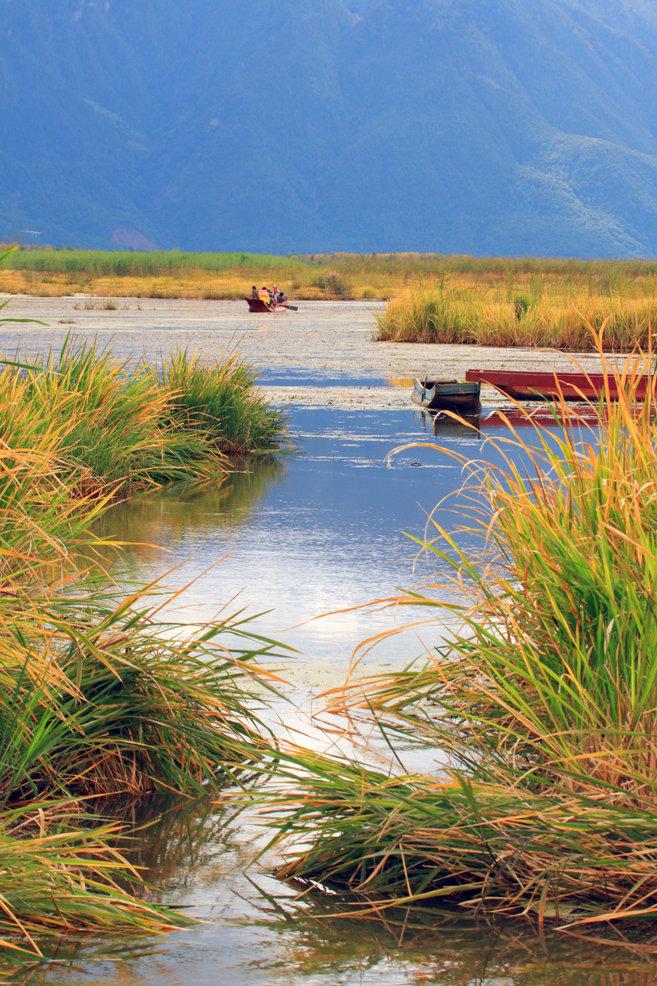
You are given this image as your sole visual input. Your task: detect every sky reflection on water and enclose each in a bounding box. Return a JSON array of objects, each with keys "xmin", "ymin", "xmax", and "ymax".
[{"xmin": 28, "ymin": 404, "xmax": 645, "ymax": 986}]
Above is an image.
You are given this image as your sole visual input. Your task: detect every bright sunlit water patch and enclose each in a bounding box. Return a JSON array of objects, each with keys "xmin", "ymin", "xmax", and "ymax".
[{"xmin": 31, "ymin": 403, "xmax": 633, "ymax": 986}]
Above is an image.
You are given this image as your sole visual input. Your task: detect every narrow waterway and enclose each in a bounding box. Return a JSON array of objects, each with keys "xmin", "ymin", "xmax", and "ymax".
[{"xmin": 26, "ymin": 391, "xmax": 655, "ymax": 986}]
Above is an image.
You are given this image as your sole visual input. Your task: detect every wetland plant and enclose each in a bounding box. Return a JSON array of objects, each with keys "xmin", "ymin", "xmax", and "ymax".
[
  {"xmin": 376, "ymin": 285, "xmax": 657, "ymax": 350},
  {"xmin": 0, "ymin": 340, "xmax": 285, "ymax": 494},
  {"xmin": 262, "ymin": 342, "xmax": 657, "ymax": 930},
  {"xmin": 0, "ymin": 337, "xmax": 284, "ymax": 961},
  {"xmin": 162, "ymin": 350, "xmax": 285, "ymax": 454}
]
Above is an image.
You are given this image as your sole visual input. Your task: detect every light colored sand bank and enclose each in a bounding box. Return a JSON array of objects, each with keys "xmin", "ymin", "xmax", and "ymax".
[{"xmin": 0, "ymin": 296, "xmax": 611, "ymax": 408}]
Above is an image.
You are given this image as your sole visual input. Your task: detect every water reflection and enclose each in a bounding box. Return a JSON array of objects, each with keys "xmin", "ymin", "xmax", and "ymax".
[
  {"xmin": 96, "ymin": 408, "xmax": 489, "ymax": 696},
  {"xmin": 28, "ymin": 795, "xmax": 657, "ymax": 985},
  {"xmin": 94, "ymin": 456, "xmax": 286, "ymax": 574},
  {"xmin": 26, "ymin": 405, "xmax": 631, "ymax": 986},
  {"xmin": 418, "ymin": 405, "xmax": 602, "ymax": 439}
]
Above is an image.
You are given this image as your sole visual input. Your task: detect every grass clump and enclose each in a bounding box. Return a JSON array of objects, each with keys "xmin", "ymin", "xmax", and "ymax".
[
  {"xmin": 0, "ymin": 805, "xmax": 184, "ymax": 957},
  {"xmin": 0, "ymin": 323, "xmax": 285, "ymax": 959},
  {"xmin": 0, "ymin": 341, "xmax": 285, "ymax": 496},
  {"xmin": 0, "ymin": 592, "xmax": 276, "ymax": 803},
  {"xmin": 376, "ymin": 286, "xmax": 657, "ymax": 350},
  {"xmin": 162, "ymin": 351, "xmax": 285, "ymax": 454},
  {"xmin": 262, "ymin": 341, "xmax": 657, "ymax": 930}
]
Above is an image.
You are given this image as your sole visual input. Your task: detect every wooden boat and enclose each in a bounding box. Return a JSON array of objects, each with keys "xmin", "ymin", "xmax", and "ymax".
[
  {"xmin": 412, "ymin": 378, "xmax": 481, "ymax": 412},
  {"xmin": 245, "ymin": 297, "xmax": 297, "ymax": 313},
  {"xmin": 465, "ymin": 369, "xmax": 654, "ymax": 403}
]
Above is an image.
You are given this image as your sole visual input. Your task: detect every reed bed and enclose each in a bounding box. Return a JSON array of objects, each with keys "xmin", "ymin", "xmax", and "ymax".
[
  {"xmin": 0, "ymin": 321, "xmax": 286, "ymax": 960},
  {"xmin": 261, "ymin": 342, "xmax": 657, "ymax": 931},
  {"xmin": 0, "ymin": 341, "xmax": 284, "ymax": 499},
  {"xmin": 376, "ymin": 286, "xmax": 657, "ymax": 349},
  {"xmin": 6, "ymin": 246, "xmax": 657, "ymax": 303},
  {"xmin": 0, "ymin": 805, "xmax": 185, "ymax": 956},
  {"xmin": 0, "ymin": 483, "xmax": 279, "ymax": 957},
  {"xmin": 162, "ymin": 350, "xmax": 285, "ymax": 455}
]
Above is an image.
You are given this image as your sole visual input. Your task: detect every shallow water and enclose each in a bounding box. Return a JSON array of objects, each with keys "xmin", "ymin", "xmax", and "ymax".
[
  {"xmin": 25, "ymin": 400, "xmax": 655, "ymax": 985},
  {"xmin": 94, "ymin": 405, "xmax": 486, "ymax": 694}
]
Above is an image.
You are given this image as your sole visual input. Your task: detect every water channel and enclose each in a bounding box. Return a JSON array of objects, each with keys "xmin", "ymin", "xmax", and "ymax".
[
  {"xmin": 21, "ymin": 387, "xmax": 655, "ymax": 985},
  {"xmin": 2, "ymin": 301, "xmax": 650, "ymax": 984}
]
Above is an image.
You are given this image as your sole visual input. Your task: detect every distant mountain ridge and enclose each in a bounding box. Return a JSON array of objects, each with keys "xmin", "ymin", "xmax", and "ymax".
[{"xmin": 3, "ymin": 0, "xmax": 657, "ymax": 256}]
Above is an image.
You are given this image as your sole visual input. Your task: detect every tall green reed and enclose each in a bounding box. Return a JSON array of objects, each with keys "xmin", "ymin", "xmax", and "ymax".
[
  {"xmin": 0, "ymin": 305, "xmax": 285, "ymax": 956},
  {"xmin": 261, "ymin": 339, "xmax": 657, "ymax": 929}
]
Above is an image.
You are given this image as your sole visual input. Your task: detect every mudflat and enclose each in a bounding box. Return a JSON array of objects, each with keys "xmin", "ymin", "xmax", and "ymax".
[{"xmin": 0, "ymin": 296, "xmax": 609, "ymax": 408}]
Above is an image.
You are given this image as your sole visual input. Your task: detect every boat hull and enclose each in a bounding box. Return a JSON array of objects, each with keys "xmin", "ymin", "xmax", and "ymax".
[
  {"xmin": 246, "ymin": 297, "xmax": 291, "ymax": 313},
  {"xmin": 465, "ymin": 369, "xmax": 654, "ymax": 402},
  {"xmin": 412, "ymin": 379, "xmax": 481, "ymax": 411}
]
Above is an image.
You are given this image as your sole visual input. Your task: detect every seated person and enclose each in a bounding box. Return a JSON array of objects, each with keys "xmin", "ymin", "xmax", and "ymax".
[
  {"xmin": 276, "ymin": 290, "xmax": 287, "ymax": 303},
  {"xmin": 259, "ymin": 286, "xmax": 271, "ymax": 303},
  {"xmin": 251, "ymin": 285, "xmax": 258, "ymax": 299}
]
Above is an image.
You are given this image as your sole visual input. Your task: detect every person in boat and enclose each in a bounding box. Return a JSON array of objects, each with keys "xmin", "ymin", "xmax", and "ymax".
[
  {"xmin": 259, "ymin": 286, "xmax": 271, "ymax": 303},
  {"xmin": 276, "ymin": 289, "xmax": 287, "ymax": 303},
  {"xmin": 251, "ymin": 285, "xmax": 258, "ymax": 299}
]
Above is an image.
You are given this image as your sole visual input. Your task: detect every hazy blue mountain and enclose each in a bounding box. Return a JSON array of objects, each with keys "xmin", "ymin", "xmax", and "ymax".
[{"xmin": 3, "ymin": 0, "xmax": 657, "ymax": 256}]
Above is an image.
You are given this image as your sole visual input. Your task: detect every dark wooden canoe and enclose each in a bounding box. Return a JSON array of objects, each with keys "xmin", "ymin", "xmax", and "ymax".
[
  {"xmin": 465, "ymin": 369, "xmax": 654, "ymax": 403},
  {"xmin": 245, "ymin": 297, "xmax": 296, "ymax": 313},
  {"xmin": 412, "ymin": 379, "xmax": 481, "ymax": 412}
]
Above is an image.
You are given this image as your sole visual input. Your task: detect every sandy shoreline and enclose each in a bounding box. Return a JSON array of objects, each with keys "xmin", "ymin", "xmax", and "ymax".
[{"xmin": 0, "ymin": 295, "xmax": 610, "ymax": 409}]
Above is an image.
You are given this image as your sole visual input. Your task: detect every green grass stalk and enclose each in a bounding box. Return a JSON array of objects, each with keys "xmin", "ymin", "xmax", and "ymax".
[{"xmin": 261, "ymin": 338, "xmax": 657, "ymax": 930}]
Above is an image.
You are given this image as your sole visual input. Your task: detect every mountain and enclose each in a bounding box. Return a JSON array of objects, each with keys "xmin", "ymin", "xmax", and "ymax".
[{"xmin": 3, "ymin": 0, "xmax": 657, "ymax": 256}]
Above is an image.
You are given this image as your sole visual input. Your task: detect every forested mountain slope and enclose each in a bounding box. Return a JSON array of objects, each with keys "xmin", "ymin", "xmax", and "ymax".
[{"xmin": 3, "ymin": 0, "xmax": 657, "ymax": 255}]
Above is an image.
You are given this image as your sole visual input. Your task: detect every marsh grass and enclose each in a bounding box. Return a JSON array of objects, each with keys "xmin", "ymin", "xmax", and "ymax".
[
  {"xmin": 0, "ymin": 341, "xmax": 285, "ymax": 497},
  {"xmin": 0, "ymin": 400, "xmax": 285, "ymax": 958},
  {"xmin": 0, "ymin": 298, "xmax": 286, "ymax": 957},
  {"xmin": 261, "ymin": 339, "xmax": 657, "ymax": 930},
  {"xmin": 376, "ymin": 286, "xmax": 657, "ymax": 349},
  {"xmin": 0, "ymin": 591, "xmax": 282, "ymax": 803},
  {"xmin": 162, "ymin": 350, "xmax": 285, "ymax": 454},
  {"xmin": 0, "ymin": 804, "xmax": 185, "ymax": 958},
  {"xmin": 8, "ymin": 247, "xmax": 657, "ymax": 304},
  {"xmin": 377, "ymin": 285, "xmax": 657, "ymax": 352},
  {"xmin": 0, "ymin": 507, "xmax": 280, "ymax": 957}
]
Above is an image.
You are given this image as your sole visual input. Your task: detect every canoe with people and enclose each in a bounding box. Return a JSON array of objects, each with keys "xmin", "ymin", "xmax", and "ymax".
[{"xmin": 245, "ymin": 285, "xmax": 298, "ymax": 313}]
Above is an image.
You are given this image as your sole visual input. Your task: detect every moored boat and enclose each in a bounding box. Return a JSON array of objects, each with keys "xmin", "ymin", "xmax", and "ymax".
[
  {"xmin": 465, "ymin": 368, "xmax": 655, "ymax": 402},
  {"xmin": 412, "ymin": 378, "xmax": 481, "ymax": 412}
]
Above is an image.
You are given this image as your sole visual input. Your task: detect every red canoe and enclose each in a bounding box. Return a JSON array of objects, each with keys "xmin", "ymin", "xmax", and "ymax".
[
  {"xmin": 245, "ymin": 297, "xmax": 293, "ymax": 313},
  {"xmin": 465, "ymin": 369, "xmax": 655, "ymax": 402}
]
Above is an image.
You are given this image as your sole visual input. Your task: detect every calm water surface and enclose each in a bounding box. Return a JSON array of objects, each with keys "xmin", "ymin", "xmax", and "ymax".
[{"xmin": 28, "ymin": 401, "xmax": 655, "ymax": 985}]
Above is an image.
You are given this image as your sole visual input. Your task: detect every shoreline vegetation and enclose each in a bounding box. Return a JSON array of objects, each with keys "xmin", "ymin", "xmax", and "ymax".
[
  {"xmin": 376, "ymin": 285, "xmax": 657, "ymax": 350},
  {"xmin": 2, "ymin": 245, "xmax": 657, "ymax": 302},
  {"xmin": 3, "ymin": 256, "xmax": 657, "ymax": 964},
  {"xmin": 0, "ymin": 329, "xmax": 287, "ymax": 965},
  {"xmin": 5, "ymin": 246, "xmax": 657, "ymax": 350},
  {"xmin": 261, "ymin": 342, "xmax": 657, "ymax": 938}
]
